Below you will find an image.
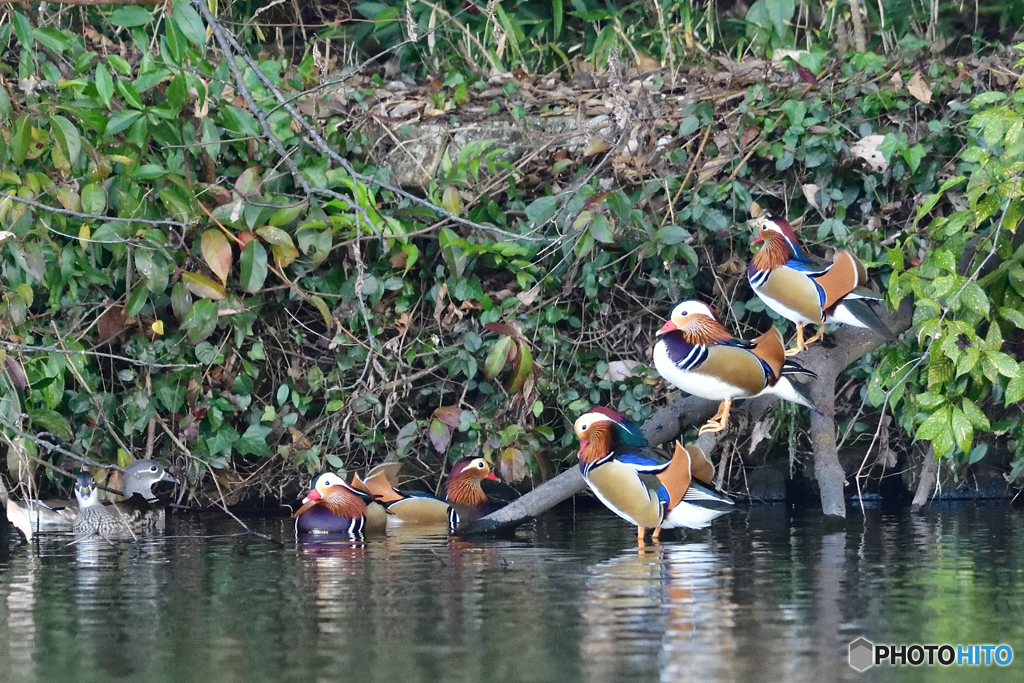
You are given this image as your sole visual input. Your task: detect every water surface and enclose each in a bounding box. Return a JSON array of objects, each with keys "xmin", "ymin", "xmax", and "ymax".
[{"xmin": 1, "ymin": 504, "xmax": 1021, "ymax": 682}]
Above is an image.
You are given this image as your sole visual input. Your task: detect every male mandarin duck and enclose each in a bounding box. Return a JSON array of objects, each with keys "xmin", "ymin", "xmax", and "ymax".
[
  {"xmin": 294, "ymin": 472, "xmax": 387, "ymax": 537},
  {"xmin": 653, "ymin": 300, "xmax": 817, "ymax": 433},
  {"xmin": 574, "ymin": 407, "xmax": 734, "ymax": 542},
  {"xmin": 353, "ymin": 457, "xmax": 507, "ymax": 531},
  {"xmin": 749, "ymin": 215, "xmax": 895, "ymax": 355},
  {"xmin": 72, "ymin": 470, "xmax": 174, "ymax": 538}
]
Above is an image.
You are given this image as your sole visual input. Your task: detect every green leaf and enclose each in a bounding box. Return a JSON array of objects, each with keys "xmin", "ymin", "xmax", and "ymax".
[
  {"xmin": 30, "ymin": 409, "xmax": 73, "ymax": 440},
  {"xmin": 10, "ymin": 116, "xmax": 29, "ymax": 166},
  {"xmin": 201, "ymin": 229, "xmax": 233, "ymax": 286},
  {"xmin": 81, "ymin": 183, "xmax": 106, "ymax": 215},
  {"xmin": 125, "ymin": 285, "xmax": 149, "ymax": 318},
  {"xmin": 49, "ymin": 115, "xmax": 82, "ymax": 166},
  {"xmin": 509, "ymin": 341, "xmax": 533, "ymax": 393},
  {"xmin": 308, "ymin": 295, "xmax": 331, "ymax": 329},
  {"xmin": 107, "ymin": 6, "xmax": 155, "ymax": 27},
  {"xmin": 916, "ymin": 404, "xmax": 950, "ymax": 441},
  {"xmin": 764, "ymin": 0, "xmax": 795, "ymax": 39},
  {"xmin": 525, "ymin": 195, "xmax": 559, "ymax": 226},
  {"xmin": 255, "ymin": 226, "xmax": 298, "ymax": 268},
  {"xmin": 950, "ymin": 407, "xmax": 973, "ymax": 455},
  {"xmin": 12, "ymin": 12, "xmax": 33, "ymax": 48},
  {"xmin": 239, "ymin": 240, "xmax": 268, "ymax": 293},
  {"xmin": 170, "ymin": 0, "xmax": 206, "ymax": 46},
  {"xmin": 1005, "ymin": 375, "xmax": 1024, "ymax": 405},
  {"xmin": 484, "ymin": 335, "xmax": 514, "ymax": 379},
  {"xmin": 94, "ymin": 63, "xmax": 113, "ymax": 109},
  {"xmin": 655, "ymin": 225, "xmax": 690, "ymax": 245},
  {"xmin": 959, "ymin": 281, "xmax": 990, "ymax": 316},
  {"xmin": 171, "ymin": 281, "xmax": 192, "ymax": 321},
  {"xmin": 236, "ymin": 424, "xmax": 273, "ymax": 457},
  {"xmin": 105, "ymin": 110, "xmax": 142, "ymax": 136},
  {"xmin": 961, "ymin": 398, "xmax": 990, "ymax": 430},
  {"xmin": 987, "ymin": 351, "xmax": 1019, "ymax": 378},
  {"xmin": 588, "ymin": 214, "xmax": 614, "ymax": 244},
  {"xmin": 999, "ymin": 306, "xmax": 1024, "ymax": 329},
  {"xmin": 968, "ymin": 443, "xmax": 989, "ymax": 465}
]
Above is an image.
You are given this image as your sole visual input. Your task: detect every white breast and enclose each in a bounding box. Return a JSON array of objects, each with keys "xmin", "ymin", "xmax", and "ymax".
[{"xmin": 653, "ymin": 342, "xmax": 746, "ymax": 401}]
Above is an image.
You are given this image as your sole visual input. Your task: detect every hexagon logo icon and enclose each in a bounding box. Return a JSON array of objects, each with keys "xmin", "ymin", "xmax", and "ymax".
[{"xmin": 849, "ymin": 637, "xmax": 875, "ymax": 672}]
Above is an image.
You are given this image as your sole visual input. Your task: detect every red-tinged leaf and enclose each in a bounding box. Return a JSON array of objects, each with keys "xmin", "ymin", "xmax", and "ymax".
[
  {"xmin": 429, "ymin": 417, "xmax": 452, "ymax": 454},
  {"xmin": 234, "ymin": 166, "xmax": 262, "ymax": 198},
  {"xmin": 5, "ymin": 354, "xmax": 28, "ymax": 390},
  {"xmin": 499, "ymin": 447, "xmax": 527, "ymax": 483},
  {"xmin": 509, "ymin": 341, "xmax": 533, "ymax": 394},
  {"xmin": 201, "ymin": 229, "xmax": 233, "ymax": 285},
  {"xmin": 237, "ymin": 230, "xmax": 257, "ymax": 248},
  {"xmin": 484, "ymin": 335, "xmax": 514, "ymax": 380},
  {"xmin": 270, "ymin": 242, "xmax": 299, "ymax": 269},
  {"xmin": 433, "ymin": 405, "xmax": 462, "ymax": 428},
  {"xmin": 182, "ymin": 272, "xmax": 227, "ymax": 300},
  {"xmin": 796, "ymin": 64, "xmax": 818, "ymax": 85},
  {"xmin": 484, "ymin": 322, "xmax": 521, "ymax": 340}
]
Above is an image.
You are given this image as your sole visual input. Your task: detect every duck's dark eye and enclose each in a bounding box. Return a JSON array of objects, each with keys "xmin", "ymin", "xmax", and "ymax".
[{"xmin": 150, "ymin": 465, "xmax": 158, "ymax": 472}]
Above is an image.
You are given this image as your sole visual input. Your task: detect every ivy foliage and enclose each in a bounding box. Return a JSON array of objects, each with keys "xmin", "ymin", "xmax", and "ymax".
[{"xmin": 0, "ymin": 4, "xmax": 1023, "ymax": 502}]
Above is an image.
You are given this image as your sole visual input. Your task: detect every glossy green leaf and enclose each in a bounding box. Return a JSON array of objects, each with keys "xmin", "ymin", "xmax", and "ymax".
[
  {"xmin": 170, "ymin": 0, "xmax": 206, "ymax": 46},
  {"xmin": 108, "ymin": 6, "xmax": 155, "ymax": 27},
  {"xmin": 182, "ymin": 272, "xmax": 228, "ymax": 300},
  {"xmin": 239, "ymin": 240, "xmax": 268, "ymax": 293},
  {"xmin": 49, "ymin": 115, "xmax": 82, "ymax": 166}
]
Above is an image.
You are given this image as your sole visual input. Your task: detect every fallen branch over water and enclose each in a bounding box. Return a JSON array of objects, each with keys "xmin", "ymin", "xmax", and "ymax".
[{"xmin": 460, "ymin": 299, "xmax": 914, "ymax": 535}]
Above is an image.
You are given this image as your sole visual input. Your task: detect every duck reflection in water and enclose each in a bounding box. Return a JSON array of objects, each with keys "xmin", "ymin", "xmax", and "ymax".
[{"xmin": 581, "ymin": 542, "xmax": 737, "ymax": 682}]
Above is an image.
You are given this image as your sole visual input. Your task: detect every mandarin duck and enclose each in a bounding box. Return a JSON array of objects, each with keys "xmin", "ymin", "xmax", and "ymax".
[
  {"xmin": 574, "ymin": 407, "xmax": 733, "ymax": 542},
  {"xmin": 72, "ymin": 471, "xmax": 172, "ymax": 538},
  {"xmin": 354, "ymin": 457, "xmax": 509, "ymax": 531},
  {"xmin": 294, "ymin": 472, "xmax": 387, "ymax": 537},
  {"xmin": 3, "ymin": 460, "xmax": 176, "ymax": 541},
  {"xmin": 653, "ymin": 300, "xmax": 817, "ymax": 433},
  {"xmin": 749, "ymin": 215, "xmax": 895, "ymax": 355}
]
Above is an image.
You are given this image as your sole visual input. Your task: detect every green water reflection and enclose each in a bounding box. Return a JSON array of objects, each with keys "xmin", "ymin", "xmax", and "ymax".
[{"xmin": 0, "ymin": 505, "xmax": 1021, "ymax": 682}]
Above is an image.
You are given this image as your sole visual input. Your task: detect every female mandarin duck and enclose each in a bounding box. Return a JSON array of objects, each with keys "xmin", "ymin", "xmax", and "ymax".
[
  {"xmin": 72, "ymin": 469, "xmax": 175, "ymax": 539},
  {"xmin": 294, "ymin": 472, "xmax": 387, "ymax": 537},
  {"xmin": 574, "ymin": 407, "xmax": 733, "ymax": 542},
  {"xmin": 354, "ymin": 457, "xmax": 507, "ymax": 531},
  {"xmin": 749, "ymin": 215, "xmax": 895, "ymax": 355},
  {"xmin": 653, "ymin": 300, "xmax": 817, "ymax": 433}
]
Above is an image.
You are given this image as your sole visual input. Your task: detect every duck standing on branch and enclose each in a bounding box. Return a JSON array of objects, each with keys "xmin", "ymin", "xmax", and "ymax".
[
  {"xmin": 748, "ymin": 215, "xmax": 895, "ymax": 355},
  {"xmin": 653, "ymin": 300, "xmax": 818, "ymax": 433},
  {"xmin": 294, "ymin": 472, "xmax": 387, "ymax": 538},
  {"xmin": 574, "ymin": 407, "xmax": 734, "ymax": 543},
  {"xmin": 354, "ymin": 457, "xmax": 511, "ymax": 531}
]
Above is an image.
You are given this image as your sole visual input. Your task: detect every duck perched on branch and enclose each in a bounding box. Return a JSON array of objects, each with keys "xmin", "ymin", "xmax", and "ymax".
[
  {"xmin": 653, "ymin": 300, "xmax": 818, "ymax": 434},
  {"xmin": 748, "ymin": 215, "xmax": 895, "ymax": 355},
  {"xmin": 574, "ymin": 407, "xmax": 733, "ymax": 542}
]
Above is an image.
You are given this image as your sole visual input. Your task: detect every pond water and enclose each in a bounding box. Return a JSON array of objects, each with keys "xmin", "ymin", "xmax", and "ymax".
[{"xmin": 0, "ymin": 503, "xmax": 1022, "ymax": 683}]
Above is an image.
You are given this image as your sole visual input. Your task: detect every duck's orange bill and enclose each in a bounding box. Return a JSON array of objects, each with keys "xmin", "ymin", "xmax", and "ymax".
[
  {"xmin": 301, "ymin": 488, "xmax": 322, "ymax": 504},
  {"xmin": 657, "ymin": 320, "xmax": 678, "ymax": 334},
  {"xmin": 485, "ymin": 471, "xmax": 499, "ymax": 481}
]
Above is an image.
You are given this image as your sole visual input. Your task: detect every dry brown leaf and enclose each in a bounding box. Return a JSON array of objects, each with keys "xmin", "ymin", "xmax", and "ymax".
[
  {"xmin": 598, "ymin": 360, "xmax": 641, "ymax": 382},
  {"xmin": 749, "ymin": 200, "xmax": 765, "ymax": 218},
  {"xmin": 851, "ymin": 135, "xmax": 887, "ymax": 172},
  {"xmin": 908, "ymin": 72, "xmax": 932, "ymax": 104},
  {"xmin": 802, "ymin": 183, "xmax": 822, "ymax": 214},
  {"xmin": 748, "ymin": 417, "xmax": 774, "ymax": 455}
]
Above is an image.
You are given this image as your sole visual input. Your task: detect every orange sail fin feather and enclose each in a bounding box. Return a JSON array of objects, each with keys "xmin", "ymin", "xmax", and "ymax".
[
  {"xmin": 815, "ymin": 249, "xmax": 863, "ymax": 312},
  {"xmin": 750, "ymin": 327, "xmax": 786, "ymax": 381},
  {"xmin": 657, "ymin": 442, "xmax": 693, "ymax": 510}
]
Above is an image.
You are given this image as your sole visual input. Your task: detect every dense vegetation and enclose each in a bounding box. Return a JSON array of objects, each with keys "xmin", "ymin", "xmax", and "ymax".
[{"xmin": 1, "ymin": 0, "xmax": 1023, "ymax": 508}]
